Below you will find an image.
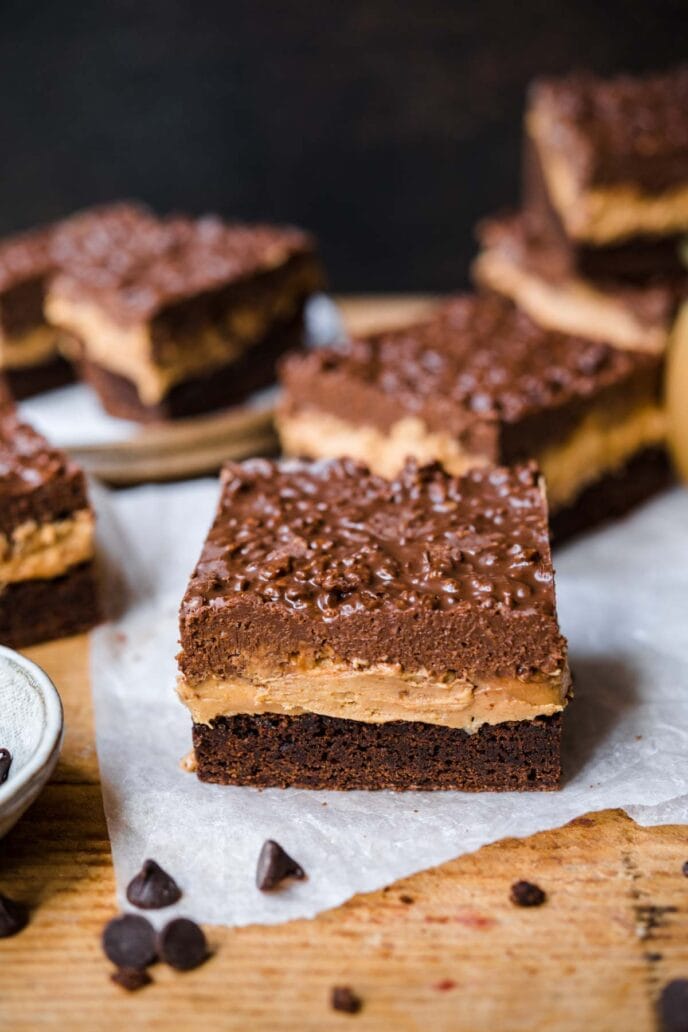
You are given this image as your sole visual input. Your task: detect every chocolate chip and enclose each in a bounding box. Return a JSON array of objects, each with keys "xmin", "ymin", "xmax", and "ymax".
[
  {"xmin": 256, "ymin": 839, "xmax": 306, "ymax": 891},
  {"xmin": 157, "ymin": 917, "xmax": 207, "ymax": 971},
  {"xmin": 682, "ymin": 860, "xmax": 688, "ymax": 877},
  {"xmin": 102, "ymin": 914, "xmax": 157, "ymax": 969},
  {"xmin": 0, "ymin": 891, "xmax": 28, "ymax": 938},
  {"xmin": 331, "ymin": 986, "xmax": 362, "ymax": 1014},
  {"xmin": 658, "ymin": 980, "xmax": 688, "ymax": 1032},
  {"xmin": 126, "ymin": 859, "xmax": 182, "ymax": 910},
  {"xmin": 0, "ymin": 748, "xmax": 12, "ymax": 785},
  {"xmin": 510, "ymin": 880, "xmax": 547, "ymax": 907},
  {"xmin": 111, "ymin": 967, "xmax": 153, "ymax": 992},
  {"xmin": 399, "ymin": 894, "xmax": 414, "ymax": 905}
]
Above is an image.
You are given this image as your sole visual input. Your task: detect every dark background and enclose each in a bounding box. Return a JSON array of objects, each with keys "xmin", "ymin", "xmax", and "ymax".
[{"xmin": 1, "ymin": 1, "xmax": 685, "ymax": 290}]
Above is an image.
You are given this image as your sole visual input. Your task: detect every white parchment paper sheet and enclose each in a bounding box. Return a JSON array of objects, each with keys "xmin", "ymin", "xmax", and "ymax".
[{"xmin": 90, "ymin": 480, "xmax": 688, "ymax": 927}]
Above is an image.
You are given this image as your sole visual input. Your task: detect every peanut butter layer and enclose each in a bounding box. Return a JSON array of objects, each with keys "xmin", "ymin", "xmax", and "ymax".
[
  {"xmin": 278, "ymin": 398, "xmax": 665, "ymax": 512},
  {"xmin": 0, "ymin": 509, "xmax": 94, "ymax": 584},
  {"xmin": 178, "ymin": 658, "xmax": 570, "ymax": 732},
  {"xmin": 0, "ymin": 325, "xmax": 62, "ymax": 370},
  {"xmin": 526, "ymin": 66, "xmax": 688, "ymax": 244}
]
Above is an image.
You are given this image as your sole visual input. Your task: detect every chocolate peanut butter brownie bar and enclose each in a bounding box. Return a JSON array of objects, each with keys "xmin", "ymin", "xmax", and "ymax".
[
  {"xmin": 178, "ymin": 458, "xmax": 570, "ymax": 790},
  {"xmin": 0, "ymin": 414, "xmax": 99, "ymax": 647},
  {"xmin": 524, "ymin": 65, "xmax": 688, "ymax": 251},
  {"xmin": 0, "ymin": 226, "xmax": 74, "ymax": 399},
  {"xmin": 278, "ymin": 295, "xmax": 669, "ymax": 541},
  {"xmin": 473, "ymin": 212, "xmax": 682, "ymax": 353},
  {"xmin": 46, "ymin": 209, "xmax": 325, "ymax": 422}
]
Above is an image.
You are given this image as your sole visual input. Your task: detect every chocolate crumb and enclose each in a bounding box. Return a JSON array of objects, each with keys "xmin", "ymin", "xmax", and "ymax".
[
  {"xmin": 331, "ymin": 986, "xmax": 362, "ymax": 1014},
  {"xmin": 102, "ymin": 914, "xmax": 157, "ymax": 969},
  {"xmin": 0, "ymin": 891, "xmax": 28, "ymax": 938},
  {"xmin": 0, "ymin": 748, "xmax": 12, "ymax": 784},
  {"xmin": 399, "ymin": 894, "xmax": 415, "ymax": 905},
  {"xmin": 645, "ymin": 951, "xmax": 663, "ymax": 963},
  {"xmin": 658, "ymin": 980, "xmax": 688, "ymax": 1032},
  {"xmin": 126, "ymin": 859, "xmax": 182, "ymax": 910},
  {"xmin": 682, "ymin": 860, "xmax": 688, "ymax": 877},
  {"xmin": 158, "ymin": 917, "xmax": 208, "ymax": 971},
  {"xmin": 510, "ymin": 880, "xmax": 547, "ymax": 907},
  {"xmin": 256, "ymin": 839, "xmax": 306, "ymax": 891},
  {"xmin": 111, "ymin": 966, "xmax": 153, "ymax": 992}
]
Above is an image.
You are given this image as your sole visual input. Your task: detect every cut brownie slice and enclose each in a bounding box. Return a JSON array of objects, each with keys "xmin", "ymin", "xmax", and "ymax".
[
  {"xmin": 525, "ymin": 65, "xmax": 688, "ymax": 247},
  {"xmin": 46, "ymin": 210, "xmax": 325, "ymax": 422},
  {"xmin": 278, "ymin": 294, "xmax": 669, "ymax": 541},
  {"xmin": 0, "ymin": 225, "xmax": 74, "ymax": 399},
  {"xmin": 472, "ymin": 212, "xmax": 682, "ymax": 353},
  {"xmin": 178, "ymin": 458, "xmax": 570, "ymax": 791},
  {"xmin": 0, "ymin": 414, "xmax": 99, "ymax": 647}
]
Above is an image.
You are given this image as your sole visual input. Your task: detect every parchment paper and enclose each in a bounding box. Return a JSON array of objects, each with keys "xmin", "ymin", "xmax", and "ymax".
[{"xmin": 90, "ymin": 480, "xmax": 688, "ymax": 927}]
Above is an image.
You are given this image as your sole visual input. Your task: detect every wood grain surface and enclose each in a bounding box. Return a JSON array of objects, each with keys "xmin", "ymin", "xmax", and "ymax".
[{"xmin": 0, "ymin": 298, "xmax": 686, "ymax": 1031}]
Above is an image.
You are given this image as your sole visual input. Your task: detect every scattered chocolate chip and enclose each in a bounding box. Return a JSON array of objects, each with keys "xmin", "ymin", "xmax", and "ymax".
[
  {"xmin": 158, "ymin": 917, "xmax": 207, "ymax": 971},
  {"xmin": 256, "ymin": 839, "xmax": 306, "ymax": 891},
  {"xmin": 645, "ymin": 951, "xmax": 664, "ymax": 963},
  {"xmin": 510, "ymin": 880, "xmax": 547, "ymax": 907},
  {"xmin": 658, "ymin": 980, "xmax": 688, "ymax": 1032},
  {"xmin": 111, "ymin": 966, "xmax": 153, "ymax": 992},
  {"xmin": 102, "ymin": 914, "xmax": 157, "ymax": 969},
  {"xmin": 126, "ymin": 859, "xmax": 182, "ymax": 910},
  {"xmin": 0, "ymin": 891, "xmax": 28, "ymax": 938},
  {"xmin": 0, "ymin": 748, "xmax": 12, "ymax": 784},
  {"xmin": 682, "ymin": 860, "xmax": 688, "ymax": 877},
  {"xmin": 399, "ymin": 894, "xmax": 414, "ymax": 905},
  {"xmin": 331, "ymin": 986, "xmax": 362, "ymax": 1014}
]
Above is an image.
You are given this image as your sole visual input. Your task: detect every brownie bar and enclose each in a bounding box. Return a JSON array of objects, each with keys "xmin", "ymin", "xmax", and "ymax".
[
  {"xmin": 76, "ymin": 309, "xmax": 305, "ymax": 423},
  {"xmin": 0, "ymin": 561, "xmax": 99, "ymax": 649},
  {"xmin": 178, "ymin": 458, "xmax": 570, "ymax": 791},
  {"xmin": 193, "ymin": 713, "xmax": 563, "ymax": 792},
  {"xmin": 278, "ymin": 294, "xmax": 667, "ymax": 530},
  {"xmin": 523, "ymin": 136, "xmax": 688, "ymax": 285},
  {"xmin": 525, "ymin": 65, "xmax": 688, "ymax": 245},
  {"xmin": 0, "ymin": 414, "xmax": 100, "ymax": 646},
  {"xmin": 473, "ymin": 212, "xmax": 681, "ymax": 353},
  {"xmin": 47, "ymin": 211, "xmax": 325, "ymax": 421}
]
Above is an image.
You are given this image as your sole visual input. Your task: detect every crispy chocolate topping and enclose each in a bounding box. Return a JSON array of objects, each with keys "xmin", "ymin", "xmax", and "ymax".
[
  {"xmin": 282, "ymin": 294, "xmax": 656, "ymax": 433},
  {"xmin": 528, "ymin": 65, "xmax": 688, "ymax": 190},
  {"xmin": 184, "ymin": 457, "xmax": 555, "ymax": 621},
  {"xmin": 50, "ymin": 208, "xmax": 317, "ymax": 325},
  {"xmin": 0, "ymin": 226, "xmax": 54, "ymax": 296}
]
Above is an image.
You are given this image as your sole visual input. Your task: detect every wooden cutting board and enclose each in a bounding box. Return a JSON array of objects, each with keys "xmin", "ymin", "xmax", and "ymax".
[{"xmin": 0, "ymin": 298, "xmax": 686, "ymax": 1030}]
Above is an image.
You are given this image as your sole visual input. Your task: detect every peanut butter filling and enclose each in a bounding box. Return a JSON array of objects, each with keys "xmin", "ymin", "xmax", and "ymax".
[
  {"xmin": 666, "ymin": 300, "xmax": 688, "ymax": 481},
  {"xmin": 472, "ymin": 247, "xmax": 668, "ymax": 354},
  {"xmin": 277, "ymin": 401, "xmax": 665, "ymax": 511},
  {"xmin": 527, "ymin": 114, "xmax": 688, "ymax": 244},
  {"xmin": 277, "ymin": 409, "xmax": 489, "ymax": 482},
  {"xmin": 178, "ymin": 658, "xmax": 571, "ymax": 732},
  {"xmin": 0, "ymin": 325, "xmax": 61, "ymax": 370},
  {"xmin": 0, "ymin": 509, "xmax": 95, "ymax": 584}
]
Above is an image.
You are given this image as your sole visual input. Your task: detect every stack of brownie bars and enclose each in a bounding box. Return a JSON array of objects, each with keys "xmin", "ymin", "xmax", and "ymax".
[{"xmin": 176, "ymin": 64, "xmax": 688, "ymax": 793}]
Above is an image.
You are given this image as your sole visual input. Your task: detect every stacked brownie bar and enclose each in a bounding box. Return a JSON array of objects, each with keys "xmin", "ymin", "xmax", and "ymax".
[
  {"xmin": 0, "ymin": 225, "xmax": 74, "ymax": 399},
  {"xmin": 46, "ymin": 209, "xmax": 325, "ymax": 421},
  {"xmin": 474, "ymin": 65, "xmax": 688, "ymax": 349},
  {"xmin": 178, "ymin": 457, "xmax": 570, "ymax": 791},
  {"xmin": 0, "ymin": 413, "xmax": 99, "ymax": 647},
  {"xmin": 278, "ymin": 294, "xmax": 668, "ymax": 541}
]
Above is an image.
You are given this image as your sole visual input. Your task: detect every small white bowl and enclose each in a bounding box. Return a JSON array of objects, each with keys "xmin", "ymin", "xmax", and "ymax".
[{"xmin": 0, "ymin": 645, "xmax": 64, "ymax": 840}]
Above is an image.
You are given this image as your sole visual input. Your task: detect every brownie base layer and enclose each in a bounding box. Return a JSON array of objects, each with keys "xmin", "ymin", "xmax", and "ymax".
[
  {"xmin": 78, "ymin": 314, "xmax": 306, "ymax": 422},
  {"xmin": 192, "ymin": 712, "xmax": 563, "ymax": 791},
  {"xmin": 550, "ymin": 446, "xmax": 672, "ymax": 545},
  {"xmin": 0, "ymin": 561, "xmax": 100, "ymax": 648},
  {"xmin": 5, "ymin": 355, "xmax": 75, "ymax": 400}
]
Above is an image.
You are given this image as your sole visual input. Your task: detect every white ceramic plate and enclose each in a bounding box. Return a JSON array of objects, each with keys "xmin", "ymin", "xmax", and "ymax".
[{"xmin": 0, "ymin": 646, "xmax": 64, "ymax": 839}]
